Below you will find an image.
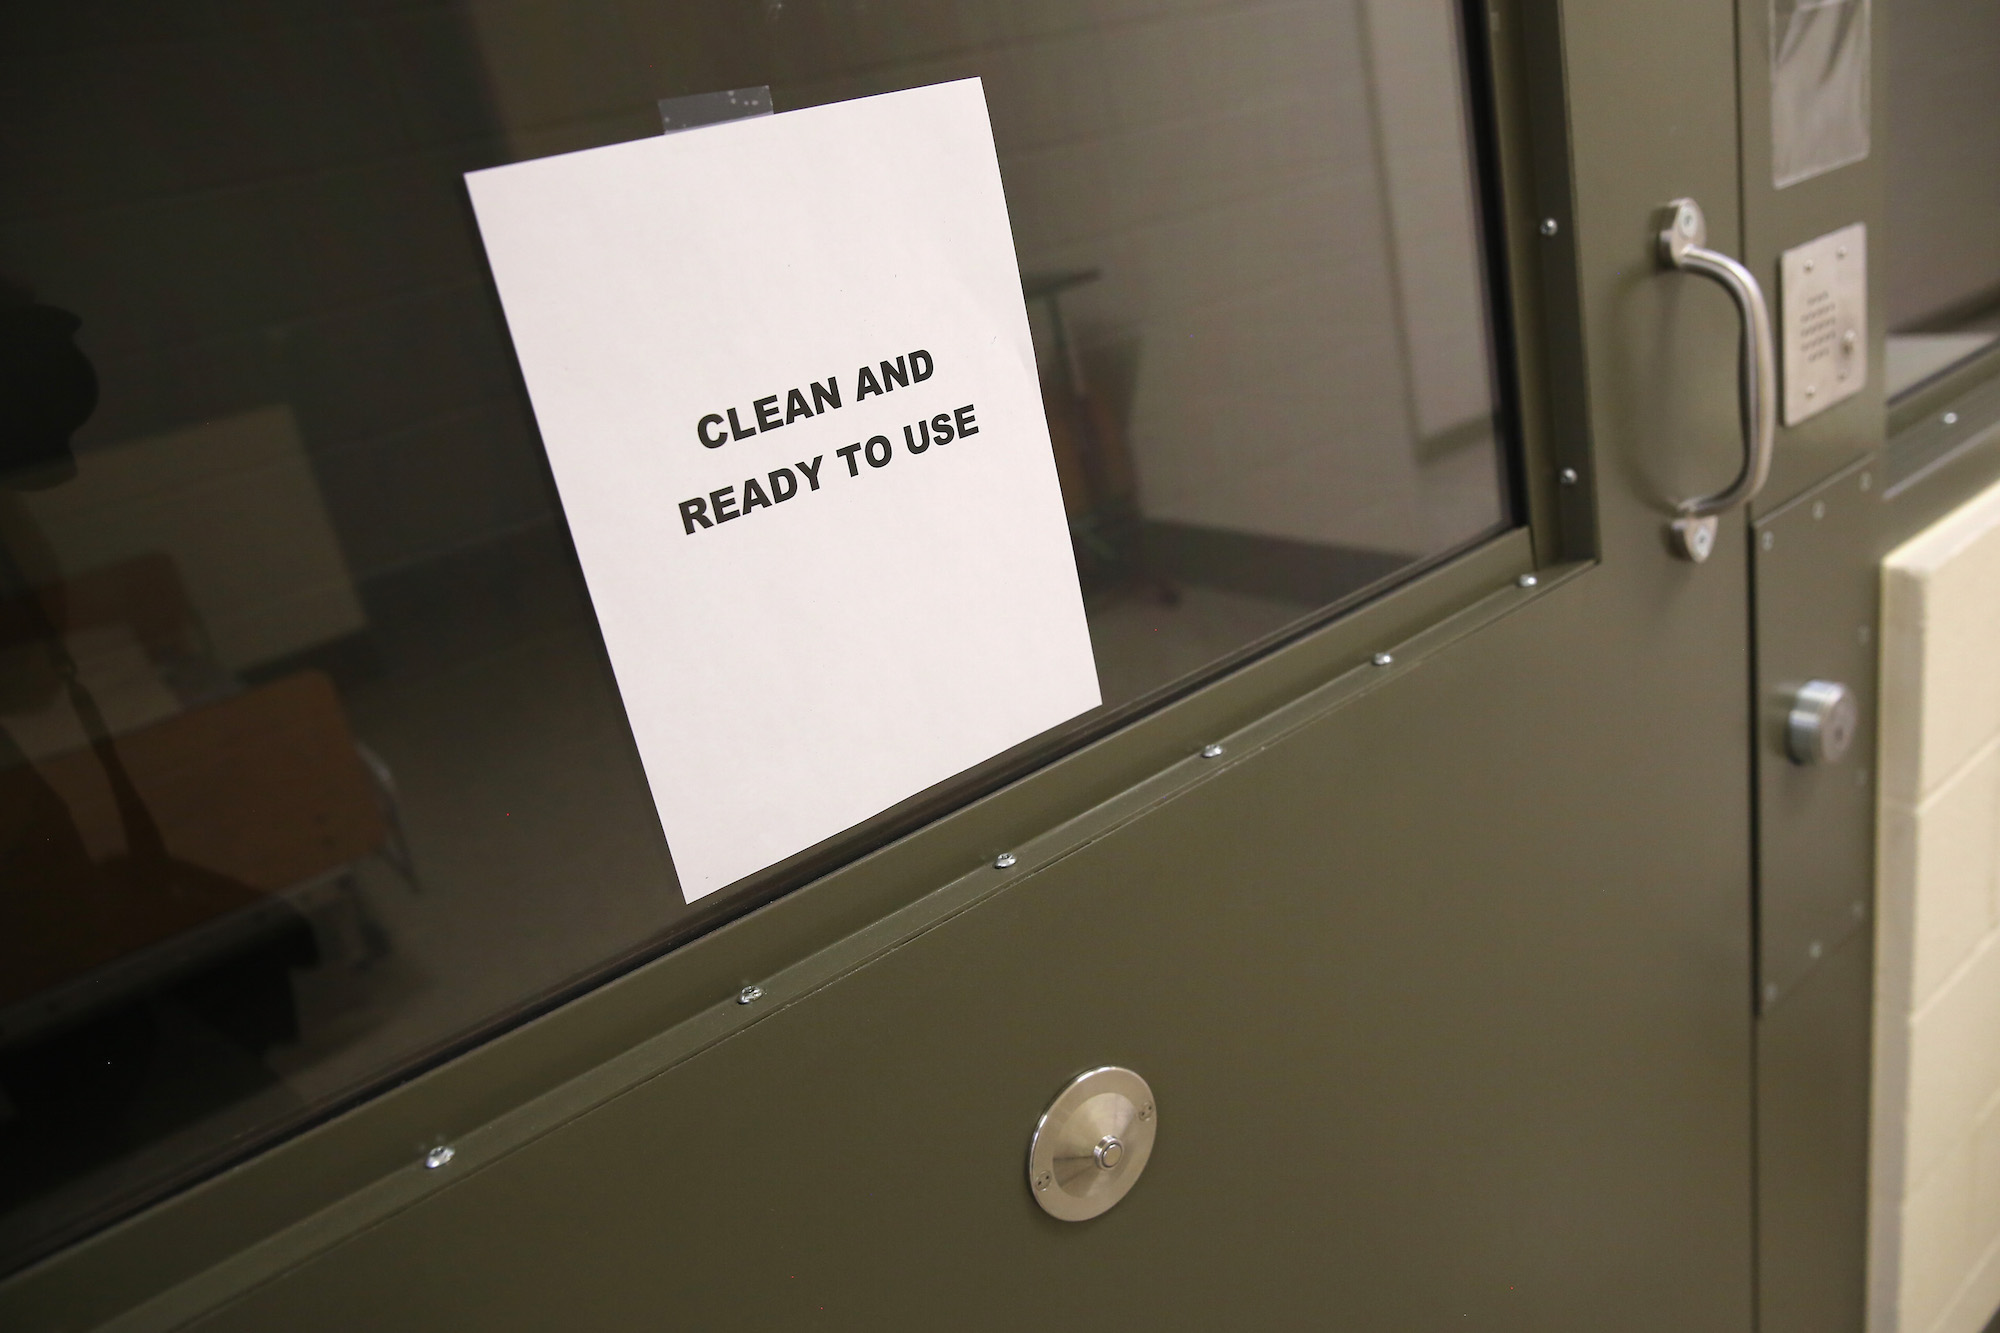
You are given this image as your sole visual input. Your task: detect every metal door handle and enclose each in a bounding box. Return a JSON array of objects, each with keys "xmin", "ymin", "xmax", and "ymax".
[{"xmin": 1657, "ymin": 197, "xmax": 1777, "ymax": 563}]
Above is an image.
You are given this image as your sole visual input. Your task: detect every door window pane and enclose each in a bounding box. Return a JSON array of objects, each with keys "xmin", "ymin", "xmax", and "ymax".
[
  {"xmin": 1884, "ymin": 0, "xmax": 2000, "ymax": 396},
  {"xmin": 0, "ymin": 0, "xmax": 1510, "ymax": 1266}
]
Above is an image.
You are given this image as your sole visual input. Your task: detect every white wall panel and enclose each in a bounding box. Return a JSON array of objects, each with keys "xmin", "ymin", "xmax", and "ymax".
[{"xmin": 1874, "ymin": 475, "xmax": 2000, "ymax": 1333}]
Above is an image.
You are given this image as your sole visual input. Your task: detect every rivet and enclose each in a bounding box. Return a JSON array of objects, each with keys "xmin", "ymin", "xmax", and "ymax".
[
  {"xmin": 1812, "ymin": 500, "xmax": 1825, "ymax": 520},
  {"xmin": 1837, "ymin": 245, "xmax": 1848, "ymax": 259},
  {"xmin": 1804, "ymin": 258, "xmax": 1815, "ymax": 272},
  {"xmin": 1200, "ymin": 743, "xmax": 1225, "ymax": 759},
  {"xmin": 1372, "ymin": 652, "xmax": 1394, "ymax": 667},
  {"xmin": 1808, "ymin": 940, "xmax": 1823, "ymax": 960},
  {"xmin": 424, "ymin": 1145, "xmax": 456, "ymax": 1170},
  {"xmin": 1944, "ymin": 412, "xmax": 1960, "ymax": 426},
  {"xmin": 1761, "ymin": 531, "xmax": 1775, "ymax": 551},
  {"xmin": 1558, "ymin": 467, "xmax": 1579, "ymax": 485},
  {"xmin": 1859, "ymin": 471, "xmax": 1873, "ymax": 492},
  {"xmin": 1516, "ymin": 573, "xmax": 1538, "ymax": 588},
  {"xmin": 993, "ymin": 852, "xmax": 1017, "ymax": 869},
  {"xmin": 738, "ymin": 984, "xmax": 764, "ymax": 1004},
  {"xmin": 1540, "ymin": 218, "xmax": 1559, "ymax": 236},
  {"xmin": 1806, "ymin": 384, "xmax": 1818, "ymax": 398}
]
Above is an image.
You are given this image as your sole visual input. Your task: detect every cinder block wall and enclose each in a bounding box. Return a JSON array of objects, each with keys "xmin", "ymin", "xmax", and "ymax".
[{"xmin": 1874, "ymin": 474, "xmax": 2000, "ymax": 1333}]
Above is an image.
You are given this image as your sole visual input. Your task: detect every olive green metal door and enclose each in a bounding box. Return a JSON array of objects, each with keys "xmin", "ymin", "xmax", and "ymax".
[{"xmin": 0, "ymin": 0, "xmax": 1787, "ymax": 1328}]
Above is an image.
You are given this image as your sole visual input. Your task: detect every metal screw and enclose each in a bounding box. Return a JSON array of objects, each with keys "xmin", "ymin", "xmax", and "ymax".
[
  {"xmin": 1139, "ymin": 1102, "xmax": 1154, "ymax": 1121},
  {"xmin": 1372, "ymin": 652, "xmax": 1394, "ymax": 667},
  {"xmin": 1804, "ymin": 258, "xmax": 1815, "ymax": 273},
  {"xmin": 1677, "ymin": 204, "xmax": 1698, "ymax": 236},
  {"xmin": 1540, "ymin": 217, "xmax": 1559, "ymax": 236},
  {"xmin": 1558, "ymin": 467, "xmax": 1579, "ymax": 486},
  {"xmin": 424, "ymin": 1145, "xmax": 456, "ymax": 1170},
  {"xmin": 1808, "ymin": 940, "xmax": 1823, "ymax": 960},
  {"xmin": 738, "ymin": 984, "xmax": 763, "ymax": 1005},
  {"xmin": 1860, "ymin": 471, "xmax": 1873, "ymax": 493},
  {"xmin": 1035, "ymin": 1172, "xmax": 1052, "ymax": 1192},
  {"xmin": 1806, "ymin": 384, "xmax": 1817, "ymax": 399},
  {"xmin": 1944, "ymin": 412, "xmax": 1960, "ymax": 426},
  {"xmin": 1837, "ymin": 245, "xmax": 1848, "ymax": 259},
  {"xmin": 1812, "ymin": 500, "xmax": 1826, "ymax": 520},
  {"xmin": 1201, "ymin": 743, "xmax": 1224, "ymax": 759},
  {"xmin": 1761, "ymin": 531, "xmax": 1775, "ymax": 551},
  {"xmin": 993, "ymin": 852, "xmax": 1017, "ymax": 869},
  {"xmin": 1516, "ymin": 573, "xmax": 1538, "ymax": 588}
]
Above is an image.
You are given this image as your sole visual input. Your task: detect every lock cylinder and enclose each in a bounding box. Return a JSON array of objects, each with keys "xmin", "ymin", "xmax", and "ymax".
[{"xmin": 1786, "ymin": 680, "xmax": 1857, "ymax": 766}]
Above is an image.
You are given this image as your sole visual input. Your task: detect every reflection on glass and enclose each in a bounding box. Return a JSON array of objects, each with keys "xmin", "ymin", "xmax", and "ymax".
[
  {"xmin": 1885, "ymin": 0, "xmax": 2000, "ymax": 396},
  {"xmin": 0, "ymin": 0, "xmax": 1508, "ymax": 1267}
]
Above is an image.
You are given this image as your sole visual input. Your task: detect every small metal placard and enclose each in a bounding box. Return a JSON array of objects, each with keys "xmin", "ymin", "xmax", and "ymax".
[{"xmin": 1779, "ymin": 223, "xmax": 1866, "ymax": 427}]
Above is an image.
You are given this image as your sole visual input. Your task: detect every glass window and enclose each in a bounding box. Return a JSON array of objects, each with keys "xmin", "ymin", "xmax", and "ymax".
[
  {"xmin": 0, "ymin": 0, "xmax": 1511, "ymax": 1267},
  {"xmin": 1884, "ymin": 0, "xmax": 2000, "ymax": 397}
]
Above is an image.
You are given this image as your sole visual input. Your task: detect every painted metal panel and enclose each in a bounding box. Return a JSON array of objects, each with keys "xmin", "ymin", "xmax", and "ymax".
[{"xmin": 1, "ymin": 0, "xmax": 1776, "ymax": 1325}]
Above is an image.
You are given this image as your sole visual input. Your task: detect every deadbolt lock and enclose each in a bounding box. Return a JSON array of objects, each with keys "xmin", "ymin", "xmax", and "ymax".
[{"xmin": 1786, "ymin": 679, "xmax": 1857, "ymax": 766}]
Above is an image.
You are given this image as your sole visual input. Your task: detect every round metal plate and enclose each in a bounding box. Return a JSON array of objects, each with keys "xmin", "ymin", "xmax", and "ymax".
[{"xmin": 1027, "ymin": 1066, "xmax": 1156, "ymax": 1222}]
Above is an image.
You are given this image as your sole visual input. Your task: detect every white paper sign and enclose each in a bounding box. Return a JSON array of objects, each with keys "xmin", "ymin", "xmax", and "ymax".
[{"xmin": 466, "ymin": 80, "xmax": 1099, "ymax": 901}]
